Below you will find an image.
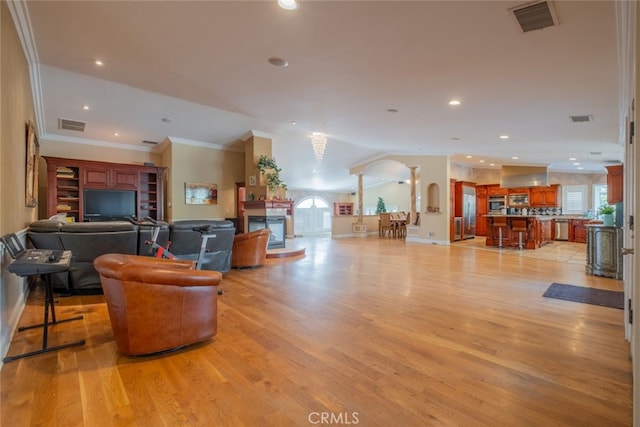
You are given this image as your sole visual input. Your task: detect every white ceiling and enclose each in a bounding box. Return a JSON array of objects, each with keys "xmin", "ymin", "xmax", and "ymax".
[{"xmin": 14, "ymin": 0, "xmax": 624, "ymax": 192}]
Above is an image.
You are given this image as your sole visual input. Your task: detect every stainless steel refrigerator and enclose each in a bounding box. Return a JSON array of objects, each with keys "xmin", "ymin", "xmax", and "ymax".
[{"xmin": 462, "ymin": 186, "xmax": 476, "ymax": 239}]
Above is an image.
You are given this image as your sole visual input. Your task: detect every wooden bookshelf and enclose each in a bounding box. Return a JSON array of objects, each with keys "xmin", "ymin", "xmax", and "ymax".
[{"xmin": 44, "ymin": 157, "xmax": 166, "ymax": 222}]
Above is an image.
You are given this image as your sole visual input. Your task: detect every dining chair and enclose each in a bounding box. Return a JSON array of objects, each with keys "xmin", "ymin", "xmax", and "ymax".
[
  {"xmin": 379, "ymin": 213, "xmax": 393, "ymax": 237},
  {"xmin": 399, "ymin": 212, "xmax": 410, "ymax": 238}
]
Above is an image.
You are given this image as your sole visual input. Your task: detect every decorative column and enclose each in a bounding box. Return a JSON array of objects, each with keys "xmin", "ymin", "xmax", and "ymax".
[
  {"xmin": 409, "ymin": 166, "xmax": 417, "ymax": 223},
  {"xmin": 358, "ymin": 174, "xmax": 364, "ymax": 223},
  {"xmin": 352, "ymin": 173, "xmax": 367, "ymax": 236}
]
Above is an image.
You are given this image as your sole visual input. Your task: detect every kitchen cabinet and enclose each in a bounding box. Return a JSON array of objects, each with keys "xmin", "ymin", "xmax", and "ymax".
[
  {"xmin": 569, "ymin": 218, "xmax": 588, "ymax": 243},
  {"xmin": 534, "ymin": 218, "xmax": 555, "ymax": 245},
  {"xmin": 450, "ymin": 179, "xmax": 456, "ymax": 242},
  {"xmin": 487, "ymin": 185, "xmax": 507, "ymax": 196},
  {"xmin": 586, "ymin": 225, "xmax": 623, "ymax": 279},
  {"xmin": 507, "ymin": 187, "xmax": 531, "ymax": 196},
  {"xmin": 454, "ymin": 181, "xmax": 476, "ymax": 240},
  {"xmin": 44, "ymin": 156, "xmax": 166, "ymax": 222},
  {"xmin": 475, "ymin": 185, "xmax": 487, "ymax": 236},
  {"xmin": 333, "ymin": 202, "xmax": 354, "ymax": 216},
  {"xmin": 605, "ymin": 165, "xmax": 623, "ymax": 204},
  {"xmin": 530, "ymin": 184, "xmax": 559, "ymax": 206}
]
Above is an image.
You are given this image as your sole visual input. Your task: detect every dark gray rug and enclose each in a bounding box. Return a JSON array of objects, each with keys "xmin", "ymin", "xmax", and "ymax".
[{"xmin": 543, "ymin": 283, "xmax": 624, "ymax": 309}]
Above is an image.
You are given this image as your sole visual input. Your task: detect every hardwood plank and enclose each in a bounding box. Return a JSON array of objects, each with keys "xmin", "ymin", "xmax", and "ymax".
[{"xmin": 0, "ymin": 237, "xmax": 632, "ymax": 426}]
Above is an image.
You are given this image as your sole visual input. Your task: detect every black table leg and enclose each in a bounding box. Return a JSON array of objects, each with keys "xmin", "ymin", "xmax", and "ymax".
[{"xmin": 3, "ymin": 274, "xmax": 85, "ymax": 363}]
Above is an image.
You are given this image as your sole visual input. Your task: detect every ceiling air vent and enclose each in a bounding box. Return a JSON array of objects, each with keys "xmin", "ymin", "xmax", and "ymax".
[
  {"xmin": 142, "ymin": 140, "xmax": 159, "ymax": 145},
  {"xmin": 510, "ymin": 1, "xmax": 558, "ymax": 33},
  {"xmin": 570, "ymin": 114, "xmax": 593, "ymax": 123},
  {"xmin": 58, "ymin": 118, "xmax": 86, "ymax": 132}
]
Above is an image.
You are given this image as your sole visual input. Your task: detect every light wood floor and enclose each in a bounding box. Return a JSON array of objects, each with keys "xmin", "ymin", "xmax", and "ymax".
[{"xmin": 1, "ymin": 237, "xmax": 631, "ymax": 426}]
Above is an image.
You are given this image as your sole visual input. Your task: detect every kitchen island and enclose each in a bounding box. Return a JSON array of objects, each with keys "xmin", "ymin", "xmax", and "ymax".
[{"xmin": 485, "ymin": 215, "xmax": 555, "ymax": 249}]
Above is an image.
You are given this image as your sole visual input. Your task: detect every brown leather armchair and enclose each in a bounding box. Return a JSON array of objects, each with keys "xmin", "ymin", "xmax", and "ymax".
[
  {"xmin": 231, "ymin": 228, "xmax": 271, "ymax": 268},
  {"xmin": 93, "ymin": 254, "xmax": 222, "ymax": 355}
]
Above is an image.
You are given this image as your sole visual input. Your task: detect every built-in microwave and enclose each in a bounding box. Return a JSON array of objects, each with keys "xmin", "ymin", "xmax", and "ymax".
[
  {"xmin": 488, "ymin": 196, "xmax": 506, "ymax": 213},
  {"xmin": 508, "ymin": 193, "xmax": 529, "ymax": 206}
]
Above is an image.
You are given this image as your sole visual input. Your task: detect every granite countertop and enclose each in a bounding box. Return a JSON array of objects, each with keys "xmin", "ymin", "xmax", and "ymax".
[
  {"xmin": 484, "ymin": 214, "xmax": 589, "ymax": 220},
  {"xmin": 484, "ymin": 214, "xmax": 555, "ymax": 219}
]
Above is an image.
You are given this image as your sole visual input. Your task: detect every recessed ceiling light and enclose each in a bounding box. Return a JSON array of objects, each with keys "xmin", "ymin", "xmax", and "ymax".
[
  {"xmin": 499, "ymin": 135, "xmax": 509, "ymax": 139},
  {"xmin": 94, "ymin": 60, "xmax": 104, "ymax": 66},
  {"xmin": 512, "ymin": 156, "xmax": 519, "ymax": 160},
  {"xmin": 113, "ymin": 132, "xmax": 119, "ymax": 136},
  {"xmin": 448, "ymin": 100, "xmax": 461, "ymax": 106},
  {"xmin": 489, "ymin": 163, "xmax": 496, "ymax": 166},
  {"xmin": 277, "ymin": 0, "xmax": 298, "ymax": 10},
  {"xmin": 291, "ymin": 121, "xmax": 296, "ymax": 125},
  {"xmin": 268, "ymin": 57, "xmax": 288, "ymax": 67},
  {"xmin": 479, "ymin": 160, "xmax": 485, "ymax": 163},
  {"xmin": 82, "ymin": 105, "xmax": 90, "ymax": 110},
  {"xmin": 573, "ymin": 162, "xmax": 581, "ymax": 166},
  {"xmin": 577, "ymin": 167, "xmax": 584, "ymax": 170},
  {"xmin": 466, "ymin": 155, "xmax": 472, "ymax": 159}
]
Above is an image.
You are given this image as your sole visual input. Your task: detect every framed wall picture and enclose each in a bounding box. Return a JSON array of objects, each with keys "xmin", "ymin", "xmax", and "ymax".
[
  {"xmin": 249, "ymin": 175, "xmax": 256, "ymax": 186},
  {"xmin": 25, "ymin": 121, "xmax": 39, "ymax": 207},
  {"xmin": 185, "ymin": 182, "xmax": 217, "ymax": 205}
]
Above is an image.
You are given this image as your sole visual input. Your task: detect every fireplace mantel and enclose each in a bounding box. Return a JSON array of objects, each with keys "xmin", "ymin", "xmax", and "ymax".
[{"xmin": 243, "ymin": 200, "xmax": 293, "ymax": 211}]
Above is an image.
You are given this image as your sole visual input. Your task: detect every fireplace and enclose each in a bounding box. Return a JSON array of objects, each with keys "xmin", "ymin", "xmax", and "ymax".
[{"xmin": 248, "ymin": 215, "xmax": 285, "ymax": 249}]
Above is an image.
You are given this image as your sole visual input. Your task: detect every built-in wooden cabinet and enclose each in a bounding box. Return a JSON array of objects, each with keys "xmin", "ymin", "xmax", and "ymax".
[
  {"xmin": 475, "ymin": 185, "xmax": 487, "ymax": 236},
  {"xmin": 44, "ymin": 157, "xmax": 166, "ymax": 222},
  {"xmin": 83, "ymin": 165, "xmax": 138, "ymax": 189},
  {"xmin": 569, "ymin": 218, "xmax": 588, "ymax": 243},
  {"xmin": 454, "ymin": 181, "xmax": 476, "ymax": 240},
  {"xmin": 334, "ymin": 202, "xmax": 354, "ymax": 216},
  {"xmin": 450, "ymin": 179, "xmax": 456, "ymax": 242},
  {"xmin": 530, "ymin": 184, "xmax": 559, "ymax": 206},
  {"xmin": 605, "ymin": 165, "xmax": 623, "ymax": 204},
  {"xmin": 487, "ymin": 185, "xmax": 507, "ymax": 196}
]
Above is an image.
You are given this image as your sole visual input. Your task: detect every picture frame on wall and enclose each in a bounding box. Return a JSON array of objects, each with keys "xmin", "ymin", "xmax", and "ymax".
[
  {"xmin": 25, "ymin": 121, "xmax": 39, "ymax": 207},
  {"xmin": 185, "ymin": 182, "xmax": 217, "ymax": 205}
]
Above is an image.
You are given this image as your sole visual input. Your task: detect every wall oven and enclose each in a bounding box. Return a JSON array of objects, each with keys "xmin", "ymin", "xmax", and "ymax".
[{"xmin": 488, "ymin": 196, "xmax": 506, "ymax": 214}]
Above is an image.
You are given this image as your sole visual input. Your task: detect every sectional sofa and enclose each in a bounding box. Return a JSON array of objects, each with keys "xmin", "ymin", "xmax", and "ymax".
[{"xmin": 27, "ymin": 219, "xmax": 236, "ymax": 293}]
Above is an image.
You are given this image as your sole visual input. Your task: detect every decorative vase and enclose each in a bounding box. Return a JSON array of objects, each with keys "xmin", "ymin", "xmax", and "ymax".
[{"xmin": 602, "ymin": 213, "xmax": 614, "ymax": 226}]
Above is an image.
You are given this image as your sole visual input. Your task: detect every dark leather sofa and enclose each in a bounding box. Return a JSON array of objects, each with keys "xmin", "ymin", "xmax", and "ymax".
[
  {"xmin": 27, "ymin": 219, "xmax": 235, "ymax": 293},
  {"xmin": 168, "ymin": 220, "xmax": 236, "ymax": 272}
]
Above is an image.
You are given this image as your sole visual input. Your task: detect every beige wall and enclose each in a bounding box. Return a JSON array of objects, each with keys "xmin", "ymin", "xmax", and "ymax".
[
  {"xmin": 362, "ymin": 182, "xmax": 411, "ymax": 214},
  {"xmin": 167, "ymin": 141, "xmax": 244, "ymax": 221},
  {"xmin": 0, "ymin": 0, "xmax": 38, "ymax": 360},
  {"xmin": 1, "ymin": 2, "xmax": 38, "ymax": 231}
]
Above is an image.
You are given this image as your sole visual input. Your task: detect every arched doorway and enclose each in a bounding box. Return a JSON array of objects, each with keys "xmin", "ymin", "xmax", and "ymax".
[{"xmin": 294, "ymin": 196, "xmax": 332, "ymax": 236}]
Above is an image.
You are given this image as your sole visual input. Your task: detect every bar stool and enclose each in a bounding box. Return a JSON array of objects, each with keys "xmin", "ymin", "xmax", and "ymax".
[
  {"xmin": 511, "ymin": 219, "xmax": 528, "ymax": 250},
  {"xmin": 492, "ymin": 216, "xmax": 508, "ymax": 248}
]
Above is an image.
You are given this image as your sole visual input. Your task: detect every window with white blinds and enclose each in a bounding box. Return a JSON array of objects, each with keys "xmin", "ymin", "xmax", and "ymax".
[{"xmin": 562, "ymin": 185, "xmax": 587, "ymax": 214}]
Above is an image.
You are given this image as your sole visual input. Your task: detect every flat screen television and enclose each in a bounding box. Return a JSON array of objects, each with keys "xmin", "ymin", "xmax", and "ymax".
[{"xmin": 83, "ymin": 189, "xmax": 136, "ymax": 221}]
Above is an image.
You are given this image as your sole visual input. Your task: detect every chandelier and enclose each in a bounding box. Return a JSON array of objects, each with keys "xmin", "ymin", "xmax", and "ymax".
[{"xmin": 310, "ymin": 132, "xmax": 328, "ymax": 162}]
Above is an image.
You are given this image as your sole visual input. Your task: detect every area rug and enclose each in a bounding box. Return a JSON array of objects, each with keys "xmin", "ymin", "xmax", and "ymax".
[{"xmin": 543, "ymin": 283, "xmax": 624, "ymax": 309}]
